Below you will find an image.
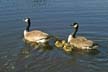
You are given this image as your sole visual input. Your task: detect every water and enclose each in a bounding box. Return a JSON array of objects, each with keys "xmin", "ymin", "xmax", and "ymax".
[{"xmin": 0, "ymin": 0, "xmax": 108, "ymax": 72}]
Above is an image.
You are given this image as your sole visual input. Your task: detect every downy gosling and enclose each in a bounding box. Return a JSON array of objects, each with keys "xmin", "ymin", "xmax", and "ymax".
[
  {"xmin": 24, "ymin": 17, "xmax": 50, "ymax": 43},
  {"xmin": 68, "ymin": 22, "xmax": 98, "ymax": 49},
  {"xmin": 55, "ymin": 40, "xmax": 66, "ymax": 48},
  {"xmin": 63, "ymin": 42, "xmax": 73, "ymax": 52},
  {"xmin": 55, "ymin": 39, "xmax": 73, "ymax": 52}
]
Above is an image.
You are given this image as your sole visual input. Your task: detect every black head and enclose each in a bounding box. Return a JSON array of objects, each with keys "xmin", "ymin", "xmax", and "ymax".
[
  {"xmin": 24, "ymin": 17, "xmax": 30, "ymax": 24},
  {"xmin": 72, "ymin": 22, "xmax": 79, "ymax": 29},
  {"xmin": 24, "ymin": 17, "xmax": 31, "ymax": 31},
  {"xmin": 70, "ymin": 22, "xmax": 79, "ymax": 38}
]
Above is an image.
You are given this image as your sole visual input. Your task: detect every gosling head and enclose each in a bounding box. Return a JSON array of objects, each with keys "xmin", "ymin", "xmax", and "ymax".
[
  {"xmin": 63, "ymin": 43, "xmax": 73, "ymax": 52},
  {"xmin": 55, "ymin": 40, "xmax": 66, "ymax": 48},
  {"xmin": 61, "ymin": 40, "xmax": 66, "ymax": 45}
]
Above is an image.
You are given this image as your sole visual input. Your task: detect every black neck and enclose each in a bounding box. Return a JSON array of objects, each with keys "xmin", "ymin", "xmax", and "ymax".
[
  {"xmin": 71, "ymin": 27, "xmax": 78, "ymax": 38},
  {"xmin": 26, "ymin": 20, "xmax": 31, "ymax": 32}
]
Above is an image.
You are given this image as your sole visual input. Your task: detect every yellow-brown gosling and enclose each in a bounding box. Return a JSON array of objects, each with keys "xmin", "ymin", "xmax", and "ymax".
[
  {"xmin": 68, "ymin": 22, "xmax": 98, "ymax": 49},
  {"xmin": 55, "ymin": 39, "xmax": 73, "ymax": 52},
  {"xmin": 63, "ymin": 42, "xmax": 73, "ymax": 52},
  {"xmin": 24, "ymin": 17, "xmax": 50, "ymax": 43},
  {"xmin": 55, "ymin": 40, "xmax": 66, "ymax": 48}
]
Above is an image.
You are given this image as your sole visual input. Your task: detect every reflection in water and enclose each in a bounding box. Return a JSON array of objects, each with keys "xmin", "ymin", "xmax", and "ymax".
[
  {"xmin": 19, "ymin": 47, "xmax": 31, "ymax": 58},
  {"xmin": 72, "ymin": 49, "xmax": 100, "ymax": 56},
  {"xmin": 23, "ymin": 39, "xmax": 53, "ymax": 49},
  {"xmin": 62, "ymin": 48, "xmax": 100, "ymax": 57},
  {"xmin": 18, "ymin": 39, "xmax": 53, "ymax": 59},
  {"xmin": 16, "ymin": 40, "xmax": 53, "ymax": 72}
]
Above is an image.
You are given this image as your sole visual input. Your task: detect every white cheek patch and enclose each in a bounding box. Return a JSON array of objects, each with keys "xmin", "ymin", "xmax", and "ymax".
[
  {"xmin": 25, "ymin": 19, "xmax": 28, "ymax": 22},
  {"xmin": 74, "ymin": 24, "xmax": 78, "ymax": 28}
]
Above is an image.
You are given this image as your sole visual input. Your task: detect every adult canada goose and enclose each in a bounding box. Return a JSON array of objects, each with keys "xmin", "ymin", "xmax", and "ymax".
[
  {"xmin": 68, "ymin": 22, "xmax": 98, "ymax": 49},
  {"xmin": 24, "ymin": 17, "xmax": 50, "ymax": 43}
]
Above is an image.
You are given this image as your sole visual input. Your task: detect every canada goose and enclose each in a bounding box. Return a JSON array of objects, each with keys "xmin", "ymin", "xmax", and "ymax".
[
  {"xmin": 24, "ymin": 17, "xmax": 50, "ymax": 43},
  {"xmin": 68, "ymin": 22, "xmax": 98, "ymax": 49}
]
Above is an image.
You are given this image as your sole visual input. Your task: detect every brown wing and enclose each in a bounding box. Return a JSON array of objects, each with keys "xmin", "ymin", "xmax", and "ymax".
[
  {"xmin": 70, "ymin": 36, "xmax": 94, "ymax": 48},
  {"xmin": 25, "ymin": 30, "xmax": 49, "ymax": 41}
]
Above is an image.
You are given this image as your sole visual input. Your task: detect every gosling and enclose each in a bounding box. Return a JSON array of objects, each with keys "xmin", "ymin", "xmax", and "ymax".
[
  {"xmin": 63, "ymin": 42, "xmax": 73, "ymax": 52},
  {"xmin": 55, "ymin": 39, "xmax": 73, "ymax": 52},
  {"xmin": 55, "ymin": 40, "xmax": 66, "ymax": 48}
]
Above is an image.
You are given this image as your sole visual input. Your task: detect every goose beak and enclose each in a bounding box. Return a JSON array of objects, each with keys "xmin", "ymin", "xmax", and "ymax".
[
  {"xmin": 70, "ymin": 23, "xmax": 75, "ymax": 26},
  {"xmin": 70, "ymin": 24, "xmax": 73, "ymax": 27},
  {"xmin": 23, "ymin": 18, "xmax": 26, "ymax": 22}
]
